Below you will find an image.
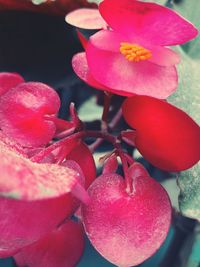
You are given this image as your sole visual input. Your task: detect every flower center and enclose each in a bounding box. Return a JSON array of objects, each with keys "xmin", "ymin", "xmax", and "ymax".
[{"xmin": 120, "ymin": 42, "xmax": 152, "ymax": 62}]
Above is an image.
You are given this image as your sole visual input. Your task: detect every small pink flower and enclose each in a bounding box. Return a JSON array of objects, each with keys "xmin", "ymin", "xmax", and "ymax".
[{"xmin": 72, "ymin": 0, "xmax": 198, "ymax": 99}]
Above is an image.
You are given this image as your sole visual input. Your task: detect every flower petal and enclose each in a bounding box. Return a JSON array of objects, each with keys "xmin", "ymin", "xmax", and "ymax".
[
  {"xmin": 65, "ymin": 8, "xmax": 106, "ymax": 30},
  {"xmin": 99, "ymin": 0, "xmax": 198, "ymax": 46},
  {"xmin": 0, "ymin": 138, "xmax": 81, "ymax": 201},
  {"xmin": 0, "ymin": 82, "xmax": 61, "ymax": 147},
  {"xmin": 66, "ymin": 142, "xmax": 96, "ymax": 189},
  {"xmin": 149, "ymin": 46, "xmax": 180, "ymax": 67},
  {"xmin": 0, "ymin": 72, "xmax": 24, "ymax": 96},
  {"xmin": 0, "ymin": 195, "xmax": 76, "ymax": 257},
  {"xmin": 89, "ymin": 29, "xmax": 126, "ymax": 52},
  {"xmin": 72, "ymin": 52, "xmax": 110, "ymax": 91},
  {"xmin": 90, "ymin": 30, "xmax": 180, "ymax": 66},
  {"xmin": 86, "ymin": 41, "xmax": 178, "ymax": 98},
  {"xmin": 14, "ymin": 220, "xmax": 84, "ymax": 267}
]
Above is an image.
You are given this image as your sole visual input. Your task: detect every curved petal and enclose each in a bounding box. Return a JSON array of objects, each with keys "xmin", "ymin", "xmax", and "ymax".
[
  {"xmin": 14, "ymin": 220, "xmax": 84, "ymax": 267},
  {"xmin": 86, "ymin": 41, "xmax": 178, "ymax": 99},
  {"xmin": 66, "ymin": 142, "xmax": 96, "ymax": 189},
  {"xmin": 99, "ymin": 0, "xmax": 198, "ymax": 46},
  {"xmin": 65, "ymin": 8, "xmax": 106, "ymax": 30},
  {"xmin": 72, "ymin": 52, "xmax": 110, "ymax": 91},
  {"xmin": 0, "ymin": 72, "xmax": 24, "ymax": 96},
  {"xmin": 0, "ymin": 195, "xmax": 76, "ymax": 257},
  {"xmin": 0, "ymin": 82, "xmax": 61, "ymax": 147},
  {"xmin": 149, "ymin": 46, "xmax": 180, "ymax": 66},
  {"xmin": 0, "ymin": 139, "xmax": 81, "ymax": 201},
  {"xmin": 89, "ymin": 29, "xmax": 127, "ymax": 52},
  {"xmin": 90, "ymin": 30, "xmax": 180, "ymax": 66}
]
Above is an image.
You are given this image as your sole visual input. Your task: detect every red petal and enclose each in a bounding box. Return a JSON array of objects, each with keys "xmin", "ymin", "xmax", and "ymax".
[
  {"xmin": 102, "ymin": 154, "xmax": 118, "ymax": 174},
  {"xmin": 0, "ymin": 72, "xmax": 24, "ymax": 96},
  {"xmin": 76, "ymin": 30, "xmax": 88, "ymax": 50},
  {"xmin": 61, "ymin": 160, "xmax": 90, "ymax": 205},
  {"xmin": 66, "ymin": 142, "xmax": 96, "ymax": 189},
  {"xmin": 14, "ymin": 220, "xmax": 84, "ymax": 267},
  {"xmin": 0, "ymin": 139, "xmax": 79, "ymax": 201},
  {"xmin": 0, "ymin": 82, "xmax": 61, "ymax": 147},
  {"xmin": 99, "ymin": 0, "xmax": 198, "ymax": 46},
  {"xmin": 0, "ymin": 195, "xmax": 76, "ymax": 257},
  {"xmin": 122, "ymin": 96, "xmax": 200, "ymax": 171}
]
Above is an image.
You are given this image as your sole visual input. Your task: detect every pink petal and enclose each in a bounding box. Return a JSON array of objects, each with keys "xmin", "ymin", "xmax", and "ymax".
[
  {"xmin": 66, "ymin": 142, "xmax": 96, "ymax": 189},
  {"xmin": 65, "ymin": 8, "xmax": 106, "ymax": 30},
  {"xmin": 99, "ymin": 0, "xmax": 198, "ymax": 46},
  {"xmin": 90, "ymin": 30, "xmax": 180, "ymax": 66},
  {"xmin": 149, "ymin": 46, "xmax": 180, "ymax": 66},
  {"xmin": 0, "ymin": 138, "xmax": 80, "ymax": 201},
  {"xmin": 61, "ymin": 160, "xmax": 90, "ymax": 205},
  {"xmin": 102, "ymin": 154, "xmax": 118, "ymax": 174},
  {"xmin": 14, "ymin": 220, "xmax": 85, "ymax": 267},
  {"xmin": 0, "ymin": 131, "xmax": 27, "ymax": 157},
  {"xmin": 0, "ymin": 72, "xmax": 24, "ymax": 96},
  {"xmin": 86, "ymin": 41, "xmax": 178, "ymax": 98},
  {"xmin": 82, "ymin": 173, "xmax": 171, "ymax": 266},
  {"xmin": 0, "ymin": 82, "xmax": 61, "ymax": 147},
  {"xmin": 89, "ymin": 30, "xmax": 126, "ymax": 52},
  {"xmin": 0, "ymin": 196, "xmax": 77, "ymax": 257},
  {"xmin": 72, "ymin": 52, "xmax": 110, "ymax": 91}
]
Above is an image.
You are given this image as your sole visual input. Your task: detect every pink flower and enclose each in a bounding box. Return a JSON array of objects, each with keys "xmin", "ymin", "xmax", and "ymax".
[
  {"xmin": 0, "ymin": 133, "xmax": 88, "ymax": 266},
  {"xmin": 72, "ymin": 0, "xmax": 198, "ymax": 99}
]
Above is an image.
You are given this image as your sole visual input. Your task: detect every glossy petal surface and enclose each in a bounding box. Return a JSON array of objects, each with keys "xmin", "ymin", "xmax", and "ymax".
[
  {"xmin": 122, "ymin": 96, "xmax": 200, "ymax": 171},
  {"xmin": 14, "ymin": 220, "xmax": 84, "ymax": 267}
]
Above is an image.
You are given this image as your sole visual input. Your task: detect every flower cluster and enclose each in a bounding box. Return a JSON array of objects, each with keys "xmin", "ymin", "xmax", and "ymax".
[
  {"xmin": 0, "ymin": 73, "xmax": 95, "ymax": 266},
  {"xmin": 0, "ymin": 0, "xmax": 199, "ymax": 266}
]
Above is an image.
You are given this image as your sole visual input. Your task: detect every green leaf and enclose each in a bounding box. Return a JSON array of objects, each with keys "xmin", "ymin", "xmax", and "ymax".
[
  {"xmin": 171, "ymin": 0, "xmax": 200, "ymax": 59},
  {"xmin": 167, "ymin": 3, "xmax": 200, "ymax": 221},
  {"xmin": 178, "ymin": 163, "xmax": 200, "ymax": 221},
  {"xmin": 168, "ymin": 48, "xmax": 200, "ymax": 124}
]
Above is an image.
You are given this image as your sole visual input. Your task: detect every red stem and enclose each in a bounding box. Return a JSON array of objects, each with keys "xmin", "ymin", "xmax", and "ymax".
[
  {"xmin": 31, "ymin": 129, "xmax": 133, "ymax": 193},
  {"xmin": 101, "ymin": 92, "xmax": 112, "ymax": 132}
]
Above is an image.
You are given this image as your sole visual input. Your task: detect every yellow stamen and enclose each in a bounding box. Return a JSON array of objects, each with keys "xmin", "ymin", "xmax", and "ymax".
[{"xmin": 120, "ymin": 42, "xmax": 152, "ymax": 62}]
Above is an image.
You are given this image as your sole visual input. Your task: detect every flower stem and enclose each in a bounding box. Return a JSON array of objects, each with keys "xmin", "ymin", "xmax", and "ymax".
[{"xmin": 101, "ymin": 92, "xmax": 112, "ymax": 132}]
